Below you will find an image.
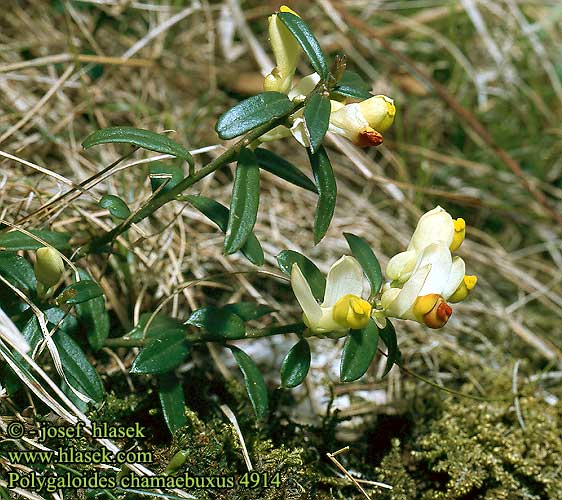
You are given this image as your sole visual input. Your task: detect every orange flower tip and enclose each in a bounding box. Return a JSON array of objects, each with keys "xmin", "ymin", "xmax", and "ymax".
[{"xmin": 357, "ymin": 128, "xmax": 384, "ymax": 148}]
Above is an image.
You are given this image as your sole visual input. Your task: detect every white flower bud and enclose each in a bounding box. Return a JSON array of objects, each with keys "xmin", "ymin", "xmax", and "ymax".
[{"xmin": 34, "ymin": 247, "xmax": 64, "ymax": 287}]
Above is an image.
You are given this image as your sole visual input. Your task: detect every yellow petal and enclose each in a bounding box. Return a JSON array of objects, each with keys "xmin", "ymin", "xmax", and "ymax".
[
  {"xmin": 450, "ymin": 218, "xmax": 466, "ymax": 251},
  {"xmin": 332, "ymin": 294, "xmax": 371, "ymax": 329},
  {"xmin": 449, "ymin": 275, "xmax": 477, "ymax": 303}
]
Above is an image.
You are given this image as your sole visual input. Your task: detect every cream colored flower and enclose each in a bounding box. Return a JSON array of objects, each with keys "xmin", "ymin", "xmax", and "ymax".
[
  {"xmin": 291, "ymin": 256, "xmax": 371, "ymax": 338},
  {"xmin": 34, "ymin": 247, "xmax": 65, "ymax": 288},
  {"xmin": 386, "ymin": 206, "xmax": 467, "ymax": 283},
  {"xmin": 263, "ymin": 6, "xmax": 302, "ymax": 94}
]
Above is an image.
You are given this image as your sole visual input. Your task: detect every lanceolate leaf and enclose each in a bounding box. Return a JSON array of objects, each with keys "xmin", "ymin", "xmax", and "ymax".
[
  {"xmin": 379, "ymin": 320, "xmax": 401, "ymax": 377},
  {"xmin": 53, "ymin": 330, "xmax": 105, "ymax": 402},
  {"xmin": 344, "ymin": 233, "xmax": 383, "ymax": 296},
  {"xmin": 229, "ymin": 345, "xmax": 268, "ymax": 420},
  {"xmin": 278, "ymin": 12, "xmax": 329, "ymax": 79},
  {"xmin": 340, "ymin": 319, "xmax": 379, "ymax": 382},
  {"xmin": 304, "ymin": 94, "xmax": 331, "ymax": 153},
  {"xmin": 99, "ymin": 194, "xmax": 131, "ymax": 219},
  {"xmin": 75, "ymin": 269, "xmax": 110, "ymax": 351},
  {"xmin": 131, "ymin": 330, "xmax": 190, "ymax": 374},
  {"xmin": 159, "ymin": 373, "xmax": 187, "ymax": 434},
  {"xmin": 222, "ymin": 302, "xmax": 275, "ymax": 321},
  {"xmin": 82, "ymin": 127, "xmax": 194, "ymax": 168},
  {"xmin": 254, "ymin": 148, "xmax": 317, "ymax": 193},
  {"xmin": 0, "ymin": 252, "xmax": 36, "ymax": 291},
  {"xmin": 308, "ymin": 146, "xmax": 336, "ymax": 244},
  {"xmin": 215, "ymin": 92, "xmax": 293, "ymax": 140},
  {"xmin": 224, "ymin": 148, "xmax": 260, "ymax": 255},
  {"xmin": 0, "ymin": 229, "xmax": 71, "ymax": 251},
  {"xmin": 276, "ymin": 250, "xmax": 325, "ymax": 302},
  {"xmin": 186, "ymin": 306, "xmax": 245, "ymax": 339},
  {"xmin": 280, "ymin": 338, "xmax": 311, "ymax": 388},
  {"xmin": 181, "ymin": 195, "xmax": 264, "ymax": 266},
  {"xmin": 332, "ymin": 70, "xmax": 372, "ymax": 100},
  {"xmin": 56, "ymin": 280, "xmax": 104, "ymax": 306},
  {"xmin": 126, "ymin": 313, "xmax": 185, "ymax": 341},
  {"xmin": 149, "ymin": 162, "xmax": 185, "ymax": 194}
]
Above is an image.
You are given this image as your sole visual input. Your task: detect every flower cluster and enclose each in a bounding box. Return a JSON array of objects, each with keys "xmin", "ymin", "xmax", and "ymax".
[
  {"xmin": 290, "ymin": 207, "xmax": 477, "ymax": 337},
  {"xmin": 260, "ymin": 6, "xmax": 396, "ymax": 148}
]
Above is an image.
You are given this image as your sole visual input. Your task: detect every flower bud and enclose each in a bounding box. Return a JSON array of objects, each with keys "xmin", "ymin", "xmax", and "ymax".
[
  {"xmin": 413, "ymin": 294, "xmax": 452, "ymax": 329},
  {"xmin": 34, "ymin": 247, "xmax": 64, "ymax": 287},
  {"xmin": 263, "ymin": 6, "xmax": 302, "ymax": 94},
  {"xmin": 332, "ymin": 294, "xmax": 372, "ymax": 329},
  {"xmin": 449, "ymin": 275, "xmax": 477, "ymax": 303}
]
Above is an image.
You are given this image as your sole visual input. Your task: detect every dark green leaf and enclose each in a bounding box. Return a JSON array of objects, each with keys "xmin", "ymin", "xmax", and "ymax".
[
  {"xmin": 344, "ymin": 233, "xmax": 383, "ymax": 295},
  {"xmin": 308, "ymin": 145, "xmax": 336, "ymax": 244},
  {"xmin": 276, "ymin": 250, "xmax": 325, "ymax": 302},
  {"xmin": 75, "ymin": 269, "xmax": 110, "ymax": 351},
  {"xmin": 56, "ymin": 280, "xmax": 103, "ymax": 305},
  {"xmin": 340, "ymin": 319, "xmax": 379, "ymax": 382},
  {"xmin": 254, "ymin": 148, "xmax": 317, "ymax": 193},
  {"xmin": 131, "ymin": 330, "xmax": 189, "ymax": 374},
  {"xmin": 379, "ymin": 320, "xmax": 401, "ymax": 377},
  {"xmin": 222, "ymin": 302, "xmax": 275, "ymax": 321},
  {"xmin": 126, "ymin": 313, "xmax": 185, "ymax": 341},
  {"xmin": 182, "ymin": 195, "xmax": 264, "ymax": 266},
  {"xmin": 45, "ymin": 307, "xmax": 79, "ymax": 333},
  {"xmin": 331, "ymin": 85, "xmax": 373, "ymax": 100},
  {"xmin": 149, "ymin": 161, "xmax": 185, "ymax": 193},
  {"xmin": 304, "ymin": 94, "xmax": 331, "ymax": 153},
  {"xmin": 280, "ymin": 338, "xmax": 311, "ymax": 388},
  {"xmin": 332, "ymin": 71, "xmax": 372, "ymax": 100},
  {"xmin": 0, "ymin": 229, "xmax": 71, "ymax": 251},
  {"xmin": 53, "ymin": 330, "xmax": 105, "ymax": 402},
  {"xmin": 224, "ymin": 148, "xmax": 260, "ymax": 255},
  {"xmin": 215, "ymin": 92, "xmax": 293, "ymax": 140},
  {"xmin": 186, "ymin": 306, "xmax": 245, "ymax": 339},
  {"xmin": 278, "ymin": 12, "xmax": 329, "ymax": 79},
  {"xmin": 82, "ymin": 127, "xmax": 194, "ymax": 168},
  {"xmin": 229, "ymin": 345, "xmax": 268, "ymax": 419},
  {"xmin": 159, "ymin": 373, "xmax": 187, "ymax": 433},
  {"xmin": 339, "ymin": 71, "xmax": 371, "ymax": 91},
  {"xmin": 0, "ymin": 252, "xmax": 36, "ymax": 290},
  {"xmin": 99, "ymin": 194, "xmax": 130, "ymax": 219}
]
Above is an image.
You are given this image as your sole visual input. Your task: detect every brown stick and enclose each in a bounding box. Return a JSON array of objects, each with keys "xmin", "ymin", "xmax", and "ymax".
[{"xmin": 334, "ymin": 4, "xmax": 562, "ymax": 228}]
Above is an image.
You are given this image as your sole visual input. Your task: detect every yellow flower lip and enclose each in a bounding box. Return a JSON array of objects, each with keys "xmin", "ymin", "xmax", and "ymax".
[
  {"xmin": 332, "ymin": 294, "xmax": 372, "ymax": 330},
  {"xmin": 450, "ymin": 218, "xmax": 466, "ymax": 251},
  {"xmin": 449, "ymin": 275, "xmax": 477, "ymax": 303},
  {"xmin": 279, "ymin": 5, "xmax": 300, "ymax": 16}
]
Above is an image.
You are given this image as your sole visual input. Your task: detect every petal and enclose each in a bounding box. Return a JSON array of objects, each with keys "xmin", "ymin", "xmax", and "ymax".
[
  {"xmin": 0, "ymin": 306, "xmax": 30, "ymax": 353},
  {"xmin": 386, "ymin": 265, "xmax": 431, "ymax": 318},
  {"xmin": 408, "ymin": 206, "xmax": 454, "ymax": 254},
  {"xmin": 322, "ymin": 256, "xmax": 363, "ymax": 307},
  {"xmin": 386, "ymin": 250, "xmax": 417, "ymax": 282},
  {"xmin": 414, "ymin": 243, "xmax": 452, "ymax": 296},
  {"xmin": 288, "ymin": 73, "xmax": 320, "ymax": 101},
  {"xmin": 442, "ymin": 256, "xmax": 466, "ymax": 300},
  {"xmin": 290, "ymin": 117, "xmax": 310, "ymax": 147},
  {"xmin": 291, "ymin": 263, "xmax": 321, "ymax": 325}
]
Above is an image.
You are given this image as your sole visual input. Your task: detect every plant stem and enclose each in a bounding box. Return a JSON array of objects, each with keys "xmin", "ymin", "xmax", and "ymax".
[
  {"xmin": 75, "ymin": 103, "xmax": 303, "ymax": 259},
  {"xmin": 104, "ymin": 322, "xmax": 306, "ymax": 348}
]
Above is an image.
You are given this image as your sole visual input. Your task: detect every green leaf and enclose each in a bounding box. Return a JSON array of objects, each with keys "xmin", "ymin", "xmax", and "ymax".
[
  {"xmin": 308, "ymin": 146, "xmax": 336, "ymax": 244},
  {"xmin": 224, "ymin": 148, "xmax": 260, "ymax": 255},
  {"xmin": 131, "ymin": 330, "xmax": 190, "ymax": 374},
  {"xmin": 280, "ymin": 338, "xmax": 311, "ymax": 388},
  {"xmin": 56, "ymin": 280, "xmax": 104, "ymax": 305},
  {"xmin": 186, "ymin": 306, "xmax": 245, "ymax": 339},
  {"xmin": 149, "ymin": 161, "xmax": 185, "ymax": 194},
  {"xmin": 75, "ymin": 269, "xmax": 110, "ymax": 351},
  {"xmin": 332, "ymin": 71, "xmax": 372, "ymax": 100},
  {"xmin": 344, "ymin": 233, "xmax": 383, "ymax": 295},
  {"xmin": 276, "ymin": 250, "xmax": 325, "ymax": 302},
  {"xmin": 158, "ymin": 373, "xmax": 187, "ymax": 434},
  {"xmin": 182, "ymin": 195, "xmax": 264, "ymax": 266},
  {"xmin": 254, "ymin": 148, "xmax": 317, "ymax": 193},
  {"xmin": 278, "ymin": 12, "xmax": 329, "ymax": 79},
  {"xmin": 0, "ymin": 252, "xmax": 36, "ymax": 290},
  {"xmin": 340, "ymin": 319, "xmax": 379, "ymax": 382},
  {"xmin": 0, "ymin": 229, "xmax": 71, "ymax": 251},
  {"xmin": 215, "ymin": 92, "xmax": 293, "ymax": 140},
  {"xmin": 45, "ymin": 307, "xmax": 79, "ymax": 333},
  {"xmin": 304, "ymin": 94, "xmax": 331, "ymax": 153},
  {"xmin": 53, "ymin": 330, "xmax": 105, "ymax": 402},
  {"xmin": 379, "ymin": 320, "xmax": 401, "ymax": 377},
  {"xmin": 82, "ymin": 126, "xmax": 194, "ymax": 168},
  {"xmin": 222, "ymin": 302, "xmax": 275, "ymax": 321},
  {"xmin": 229, "ymin": 345, "xmax": 268, "ymax": 419},
  {"xmin": 126, "ymin": 313, "xmax": 185, "ymax": 341},
  {"xmin": 99, "ymin": 194, "xmax": 131, "ymax": 219}
]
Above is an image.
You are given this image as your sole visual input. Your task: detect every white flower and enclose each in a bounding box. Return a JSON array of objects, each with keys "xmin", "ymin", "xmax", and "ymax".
[
  {"xmin": 263, "ymin": 6, "xmax": 302, "ymax": 94},
  {"xmin": 0, "ymin": 306, "xmax": 29, "ymax": 353},
  {"xmin": 291, "ymin": 256, "xmax": 372, "ymax": 338},
  {"xmin": 386, "ymin": 206, "xmax": 466, "ymax": 283}
]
